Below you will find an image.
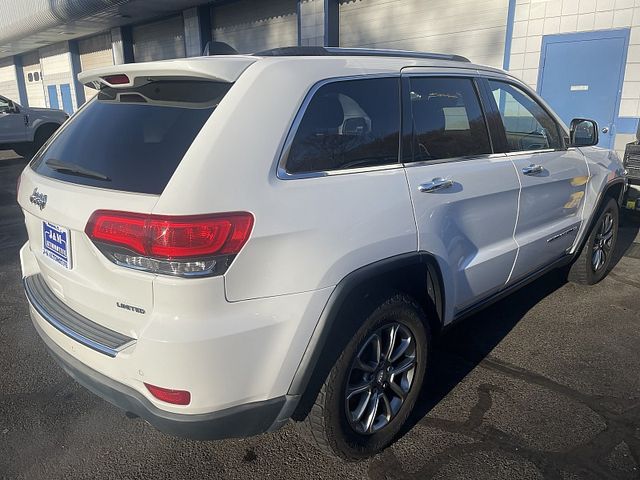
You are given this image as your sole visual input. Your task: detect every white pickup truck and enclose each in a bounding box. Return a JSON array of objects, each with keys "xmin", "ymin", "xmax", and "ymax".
[{"xmin": 0, "ymin": 94, "xmax": 68, "ymax": 158}]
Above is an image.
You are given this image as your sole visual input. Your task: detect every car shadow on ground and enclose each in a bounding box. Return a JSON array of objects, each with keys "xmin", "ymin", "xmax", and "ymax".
[{"xmin": 402, "ymin": 210, "xmax": 640, "ymax": 436}]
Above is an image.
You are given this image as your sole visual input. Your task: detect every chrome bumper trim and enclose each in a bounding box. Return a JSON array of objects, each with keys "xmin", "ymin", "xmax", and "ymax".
[{"xmin": 23, "ymin": 274, "xmax": 135, "ymax": 357}]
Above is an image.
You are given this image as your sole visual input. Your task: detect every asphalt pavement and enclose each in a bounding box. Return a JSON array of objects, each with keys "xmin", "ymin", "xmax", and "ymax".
[{"xmin": 1, "ymin": 151, "xmax": 640, "ymax": 479}]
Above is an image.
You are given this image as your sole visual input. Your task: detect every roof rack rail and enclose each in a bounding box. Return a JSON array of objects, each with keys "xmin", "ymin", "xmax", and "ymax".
[{"xmin": 253, "ymin": 46, "xmax": 470, "ymax": 63}]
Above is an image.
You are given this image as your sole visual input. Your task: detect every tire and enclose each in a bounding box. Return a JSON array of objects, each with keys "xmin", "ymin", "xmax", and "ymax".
[
  {"xmin": 12, "ymin": 144, "xmax": 34, "ymax": 159},
  {"xmin": 302, "ymin": 293, "xmax": 430, "ymax": 461},
  {"xmin": 15, "ymin": 124, "xmax": 59, "ymax": 159},
  {"xmin": 567, "ymin": 197, "xmax": 619, "ymax": 285},
  {"xmin": 33, "ymin": 124, "xmax": 59, "ymax": 153}
]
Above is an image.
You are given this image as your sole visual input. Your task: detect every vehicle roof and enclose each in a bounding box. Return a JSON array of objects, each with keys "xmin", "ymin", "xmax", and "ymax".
[{"xmin": 78, "ymin": 47, "xmax": 513, "ymax": 89}]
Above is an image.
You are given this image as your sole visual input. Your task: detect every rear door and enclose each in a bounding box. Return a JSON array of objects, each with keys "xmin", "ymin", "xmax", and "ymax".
[
  {"xmin": 401, "ymin": 72, "xmax": 520, "ymax": 317},
  {"xmin": 483, "ymin": 78, "xmax": 589, "ymax": 283},
  {"xmin": 19, "ymin": 79, "xmax": 231, "ymax": 338}
]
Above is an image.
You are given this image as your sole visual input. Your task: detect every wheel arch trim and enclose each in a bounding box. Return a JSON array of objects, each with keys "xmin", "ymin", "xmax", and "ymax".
[
  {"xmin": 573, "ymin": 177, "xmax": 626, "ymax": 255},
  {"xmin": 287, "ymin": 251, "xmax": 444, "ymax": 414}
]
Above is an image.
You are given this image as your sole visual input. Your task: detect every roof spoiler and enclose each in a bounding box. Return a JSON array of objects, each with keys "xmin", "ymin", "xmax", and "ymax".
[{"xmin": 78, "ymin": 56, "xmax": 256, "ymax": 89}]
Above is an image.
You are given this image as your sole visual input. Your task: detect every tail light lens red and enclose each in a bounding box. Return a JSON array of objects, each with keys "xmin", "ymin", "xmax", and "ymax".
[
  {"xmin": 144, "ymin": 383, "xmax": 191, "ymax": 405},
  {"xmin": 85, "ymin": 211, "xmax": 253, "ymax": 277}
]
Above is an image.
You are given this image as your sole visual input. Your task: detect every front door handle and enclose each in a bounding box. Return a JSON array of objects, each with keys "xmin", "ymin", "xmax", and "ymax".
[
  {"xmin": 418, "ymin": 177, "xmax": 454, "ymax": 193},
  {"xmin": 522, "ymin": 164, "xmax": 544, "ymax": 175}
]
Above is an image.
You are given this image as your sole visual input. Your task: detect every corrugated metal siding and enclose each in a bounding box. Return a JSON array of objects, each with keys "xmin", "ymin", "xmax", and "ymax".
[
  {"xmin": 0, "ymin": 0, "xmax": 128, "ymax": 49},
  {"xmin": 0, "ymin": 59, "xmax": 19, "ymax": 101},
  {"xmin": 132, "ymin": 16, "xmax": 186, "ymax": 62},
  {"xmin": 211, "ymin": 0, "xmax": 298, "ymax": 54},
  {"xmin": 40, "ymin": 43, "xmax": 75, "ymax": 110},
  {"xmin": 339, "ymin": 0, "xmax": 509, "ymax": 68},
  {"xmin": 79, "ymin": 32, "xmax": 113, "ymax": 100},
  {"xmin": 21, "ymin": 51, "xmax": 46, "ymax": 107}
]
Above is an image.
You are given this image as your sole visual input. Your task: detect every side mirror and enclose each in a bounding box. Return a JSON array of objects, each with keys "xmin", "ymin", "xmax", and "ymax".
[{"xmin": 569, "ymin": 118, "xmax": 598, "ymax": 147}]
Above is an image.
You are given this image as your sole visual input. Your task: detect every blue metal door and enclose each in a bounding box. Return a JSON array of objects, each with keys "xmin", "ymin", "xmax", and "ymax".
[
  {"xmin": 47, "ymin": 85, "xmax": 59, "ymax": 110},
  {"xmin": 60, "ymin": 84, "xmax": 73, "ymax": 115},
  {"xmin": 538, "ymin": 29, "xmax": 629, "ymax": 149}
]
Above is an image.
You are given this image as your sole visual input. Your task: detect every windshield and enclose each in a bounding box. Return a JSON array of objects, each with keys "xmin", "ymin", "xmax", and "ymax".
[{"xmin": 31, "ymin": 80, "xmax": 231, "ymax": 195}]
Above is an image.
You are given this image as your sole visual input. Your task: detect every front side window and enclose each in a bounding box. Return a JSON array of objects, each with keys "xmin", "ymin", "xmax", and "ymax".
[
  {"xmin": 285, "ymin": 77, "xmax": 400, "ymax": 174},
  {"xmin": 488, "ymin": 80, "xmax": 562, "ymax": 152},
  {"xmin": 0, "ymin": 96, "xmax": 9, "ymax": 112},
  {"xmin": 407, "ymin": 77, "xmax": 492, "ymax": 162}
]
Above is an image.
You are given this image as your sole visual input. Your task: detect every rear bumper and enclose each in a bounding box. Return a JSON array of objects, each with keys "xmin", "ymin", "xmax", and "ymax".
[
  {"xmin": 20, "ymin": 242, "xmax": 331, "ymax": 436},
  {"xmin": 33, "ymin": 317, "xmax": 292, "ymax": 439}
]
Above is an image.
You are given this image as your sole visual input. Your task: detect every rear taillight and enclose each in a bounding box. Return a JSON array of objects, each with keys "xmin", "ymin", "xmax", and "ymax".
[{"xmin": 85, "ymin": 211, "xmax": 253, "ymax": 277}]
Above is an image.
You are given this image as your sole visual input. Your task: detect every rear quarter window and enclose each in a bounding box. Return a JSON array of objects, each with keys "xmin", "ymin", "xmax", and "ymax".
[
  {"xmin": 284, "ymin": 77, "xmax": 400, "ymax": 175},
  {"xmin": 31, "ymin": 80, "xmax": 231, "ymax": 195}
]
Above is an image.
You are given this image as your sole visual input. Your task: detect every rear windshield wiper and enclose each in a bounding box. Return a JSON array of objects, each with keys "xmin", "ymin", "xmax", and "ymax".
[{"xmin": 45, "ymin": 158, "xmax": 111, "ymax": 182}]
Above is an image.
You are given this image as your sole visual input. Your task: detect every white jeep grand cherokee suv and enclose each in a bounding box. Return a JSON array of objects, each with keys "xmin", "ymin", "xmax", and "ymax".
[
  {"xmin": 17, "ymin": 47, "xmax": 627, "ymax": 460},
  {"xmin": 0, "ymin": 95, "xmax": 67, "ymax": 158}
]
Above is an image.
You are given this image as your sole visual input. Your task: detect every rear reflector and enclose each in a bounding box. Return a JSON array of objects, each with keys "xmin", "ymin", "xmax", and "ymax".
[
  {"xmin": 103, "ymin": 74, "xmax": 130, "ymax": 85},
  {"xmin": 144, "ymin": 383, "xmax": 191, "ymax": 405},
  {"xmin": 85, "ymin": 211, "xmax": 253, "ymax": 277}
]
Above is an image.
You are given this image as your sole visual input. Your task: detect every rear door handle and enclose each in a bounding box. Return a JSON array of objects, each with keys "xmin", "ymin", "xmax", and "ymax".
[
  {"xmin": 522, "ymin": 164, "xmax": 544, "ymax": 175},
  {"xmin": 418, "ymin": 177, "xmax": 454, "ymax": 193}
]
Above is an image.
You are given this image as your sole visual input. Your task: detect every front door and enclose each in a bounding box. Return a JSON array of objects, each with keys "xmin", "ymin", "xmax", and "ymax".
[
  {"xmin": 0, "ymin": 96, "xmax": 26, "ymax": 143},
  {"xmin": 538, "ymin": 29, "xmax": 630, "ymax": 149},
  {"xmin": 485, "ymin": 79, "xmax": 589, "ymax": 283},
  {"xmin": 402, "ymin": 74, "xmax": 521, "ymax": 318}
]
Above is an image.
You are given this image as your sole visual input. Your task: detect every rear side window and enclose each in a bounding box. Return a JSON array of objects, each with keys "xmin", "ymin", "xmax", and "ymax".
[
  {"xmin": 407, "ymin": 77, "xmax": 492, "ymax": 162},
  {"xmin": 31, "ymin": 80, "xmax": 231, "ymax": 195},
  {"xmin": 488, "ymin": 80, "xmax": 562, "ymax": 151},
  {"xmin": 285, "ymin": 77, "xmax": 400, "ymax": 174}
]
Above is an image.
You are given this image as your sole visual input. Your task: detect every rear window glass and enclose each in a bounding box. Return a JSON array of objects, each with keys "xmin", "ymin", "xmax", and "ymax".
[{"xmin": 31, "ymin": 80, "xmax": 231, "ymax": 194}]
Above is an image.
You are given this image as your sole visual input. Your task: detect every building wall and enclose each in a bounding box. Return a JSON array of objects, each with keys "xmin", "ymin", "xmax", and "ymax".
[
  {"xmin": 132, "ymin": 16, "xmax": 186, "ymax": 62},
  {"xmin": 40, "ymin": 42, "xmax": 77, "ymax": 112},
  {"xmin": 78, "ymin": 32, "xmax": 113, "ymax": 101},
  {"xmin": 0, "ymin": 59, "xmax": 19, "ymax": 102},
  {"xmin": 21, "ymin": 51, "xmax": 46, "ymax": 108},
  {"xmin": 507, "ymin": 0, "xmax": 640, "ymax": 153},
  {"xmin": 211, "ymin": 0, "xmax": 298, "ymax": 53},
  {"xmin": 299, "ymin": 0, "xmax": 325, "ymax": 47},
  {"xmin": 339, "ymin": 0, "xmax": 511, "ymax": 68}
]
